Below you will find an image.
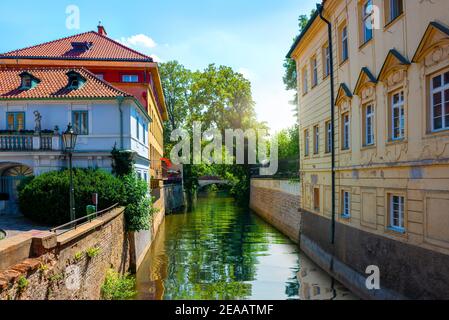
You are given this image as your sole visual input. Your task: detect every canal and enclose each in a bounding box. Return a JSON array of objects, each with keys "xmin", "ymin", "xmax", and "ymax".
[{"xmin": 136, "ymin": 191, "xmax": 356, "ymax": 300}]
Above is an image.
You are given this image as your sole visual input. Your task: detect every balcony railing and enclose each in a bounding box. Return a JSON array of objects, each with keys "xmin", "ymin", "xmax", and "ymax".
[
  {"xmin": 0, "ymin": 135, "xmax": 33, "ymax": 151},
  {"xmin": 0, "ymin": 134, "xmax": 59, "ymax": 151}
]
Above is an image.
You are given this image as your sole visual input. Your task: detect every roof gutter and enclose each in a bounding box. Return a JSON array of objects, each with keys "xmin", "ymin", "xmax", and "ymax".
[{"xmin": 317, "ymin": 3, "xmax": 337, "ymax": 246}]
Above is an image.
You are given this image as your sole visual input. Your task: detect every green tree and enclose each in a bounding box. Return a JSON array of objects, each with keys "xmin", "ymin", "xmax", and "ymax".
[{"xmin": 283, "ymin": 12, "xmax": 315, "ymax": 118}]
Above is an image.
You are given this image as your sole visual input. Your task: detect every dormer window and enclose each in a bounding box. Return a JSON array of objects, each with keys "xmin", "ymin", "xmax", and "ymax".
[
  {"xmin": 19, "ymin": 72, "xmax": 40, "ymax": 90},
  {"xmin": 71, "ymin": 42, "xmax": 93, "ymax": 53},
  {"xmin": 66, "ymin": 71, "xmax": 86, "ymax": 90}
]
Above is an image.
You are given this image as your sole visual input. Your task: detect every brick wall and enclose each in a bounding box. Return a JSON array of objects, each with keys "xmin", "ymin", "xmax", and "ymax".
[
  {"xmin": 250, "ymin": 179, "xmax": 301, "ymax": 243},
  {"xmin": 0, "ymin": 207, "xmax": 130, "ymax": 300}
]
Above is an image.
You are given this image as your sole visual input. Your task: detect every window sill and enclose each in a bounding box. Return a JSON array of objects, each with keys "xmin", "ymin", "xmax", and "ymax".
[
  {"xmin": 339, "ymin": 59, "xmax": 349, "ymax": 67},
  {"xmin": 361, "ymin": 144, "xmax": 376, "ymax": 151},
  {"xmin": 386, "ymin": 138, "xmax": 407, "ymax": 146},
  {"xmin": 384, "ymin": 13, "xmax": 404, "ymax": 31},
  {"xmin": 340, "ymin": 148, "xmax": 351, "ymax": 154},
  {"xmin": 424, "ymin": 128, "xmax": 449, "ymax": 140},
  {"xmin": 387, "ymin": 226, "xmax": 406, "ymax": 235},
  {"xmin": 341, "ymin": 214, "xmax": 351, "ymax": 220},
  {"xmin": 359, "ymin": 38, "xmax": 373, "ymax": 51}
]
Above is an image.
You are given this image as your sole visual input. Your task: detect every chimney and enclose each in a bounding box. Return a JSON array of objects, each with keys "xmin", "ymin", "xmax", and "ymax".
[{"xmin": 97, "ymin": 22, "xmax": 107, "ymax": 36}]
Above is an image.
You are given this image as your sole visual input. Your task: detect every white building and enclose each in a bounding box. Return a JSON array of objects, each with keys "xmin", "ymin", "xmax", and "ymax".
[{"xmin": 0, "ymin": 67, "xmax": 151, "ymax": 214}]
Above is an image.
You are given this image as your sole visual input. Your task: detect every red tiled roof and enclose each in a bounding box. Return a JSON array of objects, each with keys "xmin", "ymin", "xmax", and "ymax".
[
  {"xmin": 0, "ymin": 31, "xmax": 153, "ymax": 62},
  {"xmin": 0, "ymin": 68, "xmax": 131, "ymax": 99}
]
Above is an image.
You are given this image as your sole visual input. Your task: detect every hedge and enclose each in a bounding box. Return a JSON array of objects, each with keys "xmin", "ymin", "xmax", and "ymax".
[{"xmin": 18, "ymin": 169, "xmax": 124, "ymax": 225}]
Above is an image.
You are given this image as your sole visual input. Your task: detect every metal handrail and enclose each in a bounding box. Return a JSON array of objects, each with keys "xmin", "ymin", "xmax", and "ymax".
[{"xmin": 49, "ymin": 203, "xmax": 119, "ymax": 235}]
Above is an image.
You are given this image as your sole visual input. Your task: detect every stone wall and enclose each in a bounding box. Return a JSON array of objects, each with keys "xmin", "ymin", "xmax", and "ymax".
[
  {"xmin": 163, "ymin": 183, "xmax": 185, "ymax": 214},
  {"xmin": 300, "ymin": 210, "xmax": 449, "ymax": 300},
  {"xmin": 129, "ymin": 186, "xmax": 166, "ymax": 272},
  {"xmin": 0, "ymin": 207, "xmax": 130, "ymax": 300},
  {"xmin": 250, "ymin": 179, "xmax": 301, "ymax": 243}
]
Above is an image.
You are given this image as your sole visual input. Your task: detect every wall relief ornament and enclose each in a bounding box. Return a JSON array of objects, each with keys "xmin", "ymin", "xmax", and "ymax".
[{"xmin": 424, "ymin": 44, "xmax": 449, "ymax": 68}]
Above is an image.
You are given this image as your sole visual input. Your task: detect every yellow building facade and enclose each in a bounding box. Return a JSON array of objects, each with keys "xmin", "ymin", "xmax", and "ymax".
[{"xmin": 289, "ymin": 0, "xmax": 449, "ymax": 299}]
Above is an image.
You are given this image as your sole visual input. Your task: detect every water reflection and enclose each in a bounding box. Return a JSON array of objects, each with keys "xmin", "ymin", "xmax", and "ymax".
[{"xmin": 136, "ymin": 191, "xmax": 356, "ymax": 300}]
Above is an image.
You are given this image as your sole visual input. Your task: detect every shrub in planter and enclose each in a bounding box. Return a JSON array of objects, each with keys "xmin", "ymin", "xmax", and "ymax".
[
  {"xmin": 121, "ymin": 173, "xmax": 158, "ymax": 232},
  {"xmin": 18, "ymin": 169, "xmax": 124, "ymax": 225}
]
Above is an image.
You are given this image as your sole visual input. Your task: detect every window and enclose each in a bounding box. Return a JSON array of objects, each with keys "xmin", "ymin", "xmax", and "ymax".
[
  {"xmin": 361, "ymin": 0, "xmax": 374, "ymax": 44},
  {"xmin": 6, "ymin": 112, "xmax": 25, "ymax": 131},
  {"xmin": 122, "ymin": 75, "xmax": 139, "ymax": 83},
  {"xmin": 325, "ymin": 121, "xmax": 332, "ymax": 153},
  {"xmin": 311, "ymin": 56, "xmax": 318, "ymax": 87},
  {"xmin": 323, "ymin": 44, "xmax": 330, "ymax": 78},
  {"xmin": 340, "ymin": 25, "xmax": 349, "ymax": 62},
  {"xmin": 72, "ymin": 111, "xmax": 89, "ymax": 135},
  {"xmin": 389, "ymin": 195, "xmax": 405, "ymax": 232},
  {"xmin": 136, "ymin": 116, "xmax": 140, "ymax": 140},
  {"xmin": 314, "ymin": 188, "xmax": 320, "ymax": 211},
  {"xmin": 313, "ymin": 125, "xmax": 319, "ymax": 154},
  {"xmin": 430, "ymin": 70, "xmax": 449, "ymax": 132},
  {"xmin": 342, "ymin": 191, "xmax": 351, "ymax": 218},
  {"xmin": 21, "ymin": 76, "xmax": 32, "ymax": 89},
  {"xmin": 386, "ymin": 0, "xmax": 403, "ymax": 23},
  {"xmin": 304, "ymin": 129, "xmax": 310, "ymax": 157},
  {"xmin": 342, "ymin": 113, "xmax": 350, "ymax": 150},
  {"xmin": 364, "ymin": 104, "xmax": 375, "ymax": 146},
  {"xmin": 302, "ymin": 68, "xmax": 308, "ymax": 94},
  {"xmin": 143, "ymin": 123, "xmax": 147, "ymax": 144},
  {"xmin": 391, "ymin": 91, "xmax": 405, "ymax": 140},
  {"xmin": 95, "ymin": 74, "xmax": 104, "ymax": 80}
]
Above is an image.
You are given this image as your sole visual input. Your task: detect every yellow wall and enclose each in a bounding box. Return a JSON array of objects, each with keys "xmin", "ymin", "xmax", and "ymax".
[{"xmin": 292, "ymin": 0, "xmax": 449, "ymax": 255}]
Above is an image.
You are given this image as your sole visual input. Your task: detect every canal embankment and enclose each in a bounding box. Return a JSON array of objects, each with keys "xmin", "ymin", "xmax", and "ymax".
[
  {"xmin": 0, "ymin": 207, "xmax": 130, "ymax": 300},
  {"xmin": 250, "ymin": 178, "xmax": 301, "ymax": 243}
]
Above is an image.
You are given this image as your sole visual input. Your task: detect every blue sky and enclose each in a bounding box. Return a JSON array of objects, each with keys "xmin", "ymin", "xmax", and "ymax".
[{"xmin": 0, "ymin": 0, "xmax": 316, "ymax": 132}]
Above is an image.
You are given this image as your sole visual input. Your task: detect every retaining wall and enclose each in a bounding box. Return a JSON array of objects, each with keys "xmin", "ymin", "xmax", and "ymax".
[
  {"xmin": 0, "ymin": 207, "xmax": 129, "ymax": 300},
  {"xmin": 250, "ymin": 179, "xmax": 301, "ymax": 243}
]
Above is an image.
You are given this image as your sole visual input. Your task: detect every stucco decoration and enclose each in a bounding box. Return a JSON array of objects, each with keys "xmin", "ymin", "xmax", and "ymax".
[
  {"xmin": 378, "ymin": 49, "xmax": 410, "ymax": 90},
  {"xmin": 353, "ymin": 67, "xmax": 378, "ymax": 99},
  {"xmin": 420, "ymin": 140, "xmax": 449, "ymax": 160},
  {"xmin": 424, "ymin": 44, "xmax": 449, "ymax": 68},
  {"xmin": 335, "ymin": 83, "xmax": 353, "ymax": 107},
  {"xmin": 413, "ymin": 21, "xmax": 449, "ymax": 64},
  {"xmin": 385, "ymin": 143, "xmax": 409, "ymax": 163}
]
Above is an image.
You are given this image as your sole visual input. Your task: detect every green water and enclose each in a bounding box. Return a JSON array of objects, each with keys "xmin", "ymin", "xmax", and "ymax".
[{"xmin": 136, "ymin": 191, "xmax": 356, "ymax": 300}]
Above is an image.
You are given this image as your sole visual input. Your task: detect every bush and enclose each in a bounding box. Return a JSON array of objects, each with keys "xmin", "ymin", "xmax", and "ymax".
[
  {"xmin": 18, "ymin": 169, "xmax": 124, "ymax": 225},
  {"xmin": 101, "ymin": 269, "xmax": 136, "ymax": 300},
  {"xmin": 122, "ymin": 174, "xmax": 158, "ymax": 232}
]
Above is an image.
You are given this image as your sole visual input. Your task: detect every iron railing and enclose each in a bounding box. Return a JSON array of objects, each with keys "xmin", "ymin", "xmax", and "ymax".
[{"xmin": 49, "ymin": 203, "xmax": 119, "ymax": 235}]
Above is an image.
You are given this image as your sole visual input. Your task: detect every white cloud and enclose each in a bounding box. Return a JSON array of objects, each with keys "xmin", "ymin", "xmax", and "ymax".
[
  {"xmin": 150, "ymin": 54, "xmax": 162, "ymax": 62},
  {"xmin": 117, "ymin": 34, "xmax": 157, "ymax": 49}
]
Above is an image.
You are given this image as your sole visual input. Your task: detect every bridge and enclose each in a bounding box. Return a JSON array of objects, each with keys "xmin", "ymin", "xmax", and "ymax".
[{"xmin": 198, "ymin": 176, "xmax": 230, "ymax": 188}]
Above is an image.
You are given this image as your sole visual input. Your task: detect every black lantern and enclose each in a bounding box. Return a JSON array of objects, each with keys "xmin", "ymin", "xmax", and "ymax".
[
  {"xmin": 62, "ymin": 124, "xmax": 78, "ymax": 152},
  {"xmin": 63, "ymin": 124, "xmax": 78, "ymax": 222}
]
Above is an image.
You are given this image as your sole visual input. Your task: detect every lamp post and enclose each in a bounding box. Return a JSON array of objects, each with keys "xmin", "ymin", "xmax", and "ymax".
[{"xmin": 62, "ymin": 124, "xmax": 78, "ymax": 222}]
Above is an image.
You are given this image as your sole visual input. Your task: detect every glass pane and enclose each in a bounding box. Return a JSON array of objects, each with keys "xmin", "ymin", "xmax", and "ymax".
[
  {"xmin": 17, "ymin": 113, "xmax": 24, "ymax": 131},
  {"xmin": 433, "ymin": 75, "xmax": 442, "ymax": 89},
  {"xmin": 445, "ymin": 72, "xmax": 449, "ymax": 85},
  {"xmin": 434, "ymin": 116, "xmax": 443, "ymax": 130},
  {"xmin": 7, "ymin": 114, "xmax": 14, "ymax": 130},
  {"xmin": 434, "ymin": 104, "xmax": 442, "ymax": 117},
  {"xmin": 434, "ymin": 92, "xmax": 442, "ymax": 105}
]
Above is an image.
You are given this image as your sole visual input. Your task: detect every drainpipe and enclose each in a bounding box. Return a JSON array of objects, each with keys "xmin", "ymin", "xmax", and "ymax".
[
  {"xmin": 317, "ymin": 3, "xmax": 337, "ymax": 245},
  {"xmin": 116, "ymin": 96, "xmax": 125, "ymax": 150}
]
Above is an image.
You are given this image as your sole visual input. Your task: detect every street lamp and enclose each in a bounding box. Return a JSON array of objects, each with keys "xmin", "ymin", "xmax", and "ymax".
[{"xmin": 62, "ymin": 124, "xmax": 78, "ymax": 222}]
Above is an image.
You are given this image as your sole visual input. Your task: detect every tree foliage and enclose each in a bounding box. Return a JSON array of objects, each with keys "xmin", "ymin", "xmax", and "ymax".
[
  {"xmin": 159, "ymin": 61, "xmax": 266, "ymax": 203},
  {"xmin": 283, "ymin": 12, "xmax": 316, "ymax": 117}
]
